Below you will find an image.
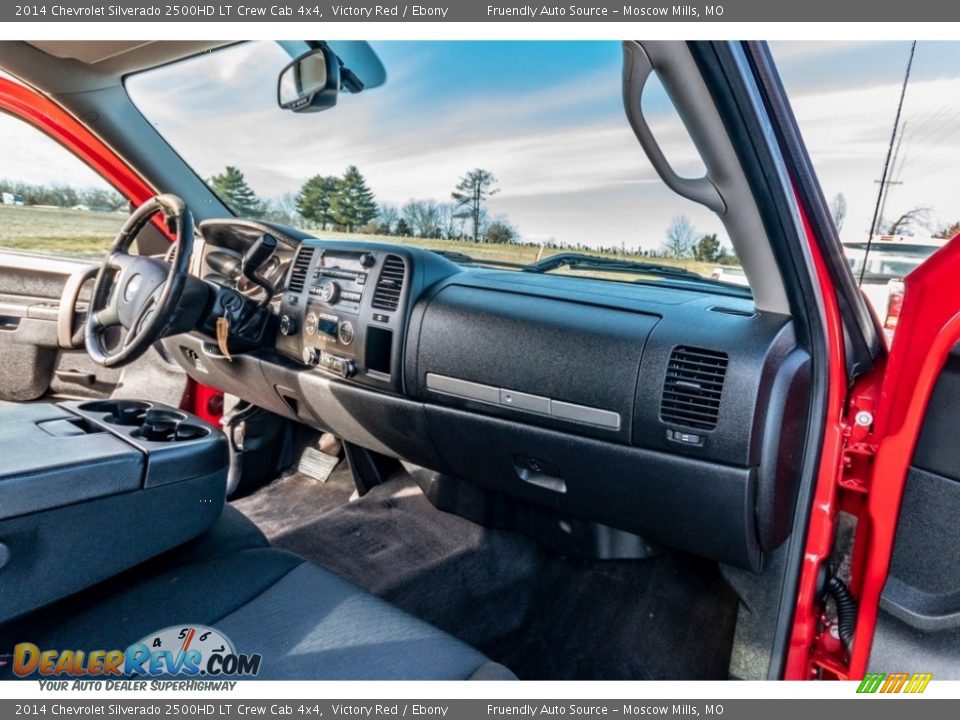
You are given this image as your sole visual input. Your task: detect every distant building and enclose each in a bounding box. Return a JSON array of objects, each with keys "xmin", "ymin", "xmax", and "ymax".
[{"xmin": 1, "ymin": 192, "xmax": 25, "ymax": 206}]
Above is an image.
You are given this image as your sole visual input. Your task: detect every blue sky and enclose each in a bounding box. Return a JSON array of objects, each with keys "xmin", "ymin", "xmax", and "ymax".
[
  {"xmin": 7, "ymin": 41, "xmax": 960, "ymax": 251},
  {"xmin": 124, "ymin": 40, "xmax": 719, "ymax": 249}
]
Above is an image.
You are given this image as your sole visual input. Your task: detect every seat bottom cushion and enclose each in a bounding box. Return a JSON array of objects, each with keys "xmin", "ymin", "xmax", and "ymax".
[
  {"xmin": 6, "ymin": 538, "xmax": 513, "ymax": 680},
  {"xmin": 214, "ymin": 559, "xmax": 513, "ymax": 680}
]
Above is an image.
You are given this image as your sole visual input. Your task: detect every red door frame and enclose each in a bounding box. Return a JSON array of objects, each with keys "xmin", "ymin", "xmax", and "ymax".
[
  {"xmin": 786, "ymin": 180, "xmax": 960, "ymax": 679},
  {"xmin": 0, "ymin": 75, "xmax": 224, "ymax": 425}
]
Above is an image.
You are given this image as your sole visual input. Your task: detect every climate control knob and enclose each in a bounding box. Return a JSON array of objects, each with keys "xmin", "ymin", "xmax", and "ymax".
[
  {"xmin": 338, "ymin": 320, "xmax": 355, "ymax": 346},
  {"xmin": 279, "ymin": 314, "xmax": 297, "ymax": 336}
]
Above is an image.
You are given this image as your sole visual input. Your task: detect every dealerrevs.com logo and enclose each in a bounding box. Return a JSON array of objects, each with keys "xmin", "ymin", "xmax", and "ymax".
[
  {"xmin": 12, "ymin": 625, "xmax": 262, "ymax": 679},
  {"xmin": 856, "ymin": 672, "xmax": 933, "ymax": 694}
]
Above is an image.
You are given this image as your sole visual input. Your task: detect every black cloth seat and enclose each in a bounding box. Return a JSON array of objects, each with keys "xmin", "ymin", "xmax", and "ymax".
[{"xmin": 3, "ymin": 507, "xmax": 514, "ymax": 680}]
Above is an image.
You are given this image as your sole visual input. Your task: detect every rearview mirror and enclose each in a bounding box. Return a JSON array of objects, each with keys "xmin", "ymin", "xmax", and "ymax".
[{"xmin": 278, "ymin": 48, "xmax": 340, "ymax": 113}]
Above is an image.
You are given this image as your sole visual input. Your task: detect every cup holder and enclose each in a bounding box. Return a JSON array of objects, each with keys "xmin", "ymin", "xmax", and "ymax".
[
  {"xmin": 79, "ymin": 400, "xmax": 152, "ymax": 427},
  {"xmin": 76, "ymin": 400, "xmax": 210, "ymax": 443},
  {"xmin": 134, "ymin": 409, "xmax": 210, "ymax": 443}
]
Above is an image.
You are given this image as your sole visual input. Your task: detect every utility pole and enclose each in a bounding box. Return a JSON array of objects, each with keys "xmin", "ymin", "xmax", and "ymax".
[
  {"xmin": 874, "ymin": 120, "xmax": 907, "ymax": 235},
  {"xmin": 862, "ymin": 40, "xmax": 917, "ymax": 286}
]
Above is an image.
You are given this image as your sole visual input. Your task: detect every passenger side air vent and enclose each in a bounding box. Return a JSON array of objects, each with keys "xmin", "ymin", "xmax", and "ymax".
[
  {"xmin": 371, "ymin": 255, "xmax": 405, "ymax": 311},
  {"xmin": 288, "ymin": 246, "xmax": 315, "ymax": 293},
  {"xmin": 660, "ymin": 346, "xmax": 729, "ymax": 431}
]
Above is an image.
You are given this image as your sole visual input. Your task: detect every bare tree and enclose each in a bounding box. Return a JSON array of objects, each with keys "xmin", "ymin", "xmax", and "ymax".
[
  {"xmin": 377, "ymin": 203, "xmax": 399, "ymax": 234},
  {"xmin": 663, "ymin": 215, "xmax": 697, "ymax": 259},
  {"xmin": 437, "ymin": 202, "xmax": 463, "ymax": 239},
  {"xmin": 402, "ymin": 199, "xmax": 441, "ymax": 238},
  {"xmin": 829, "ymin": 193, "xmax": 848, "ymax": 233},
  {"xmin": 882, "ymin": 206, "xmax": 932, "ymax": 236},
  {"xmin": 936, "ymin": 220, "xmax": 960, "ymax": 239}
]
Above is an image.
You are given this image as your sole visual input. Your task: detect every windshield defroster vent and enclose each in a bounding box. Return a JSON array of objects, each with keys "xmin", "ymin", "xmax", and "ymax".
[
  {"xmin": 660, "ymin": 346, "xmax": 729, "ymax": 431},
  {"xmin": 371, "ymin": 255, "xmax": 405, "ymax": 311},
  {"xmin": 288, "ymin": 246, "xmax": 315, "ymax": 293}
]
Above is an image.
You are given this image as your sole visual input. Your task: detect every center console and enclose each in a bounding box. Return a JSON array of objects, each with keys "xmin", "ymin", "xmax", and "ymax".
[{"xmin": 0, "ymin": 400, "xmax": 228, "ymax": 623}]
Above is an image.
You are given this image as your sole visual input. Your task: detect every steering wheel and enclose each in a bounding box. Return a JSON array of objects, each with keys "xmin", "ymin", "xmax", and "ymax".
[{"xmin": 85, "ymin": 194, "xmax": 194, "ymax": 368}]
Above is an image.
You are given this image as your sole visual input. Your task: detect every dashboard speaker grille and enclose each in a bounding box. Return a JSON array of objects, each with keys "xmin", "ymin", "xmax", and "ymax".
[
  {"xmin": 288, "ymin": 246, "xmax": 315, "ymax": 293},
  {"xmin": 371, "ymin": 255, "xmax": 405, "ymax": 311},
  {"xmin": 660, "ymin": 346, "xmax": 729, "ymax": 431}
]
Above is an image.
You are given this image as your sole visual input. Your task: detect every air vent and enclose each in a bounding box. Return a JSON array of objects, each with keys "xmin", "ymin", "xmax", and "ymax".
[
  {"xmin": 660, "ymin": 346, "xmax": 729, "ymax": 431},
  {"xmin": 371, "ymin": 255, "xmax": 405, "ymax": 311},
  {"xmin": 288, "ymin": 246, "xmax": 315, "ymax": 293}
]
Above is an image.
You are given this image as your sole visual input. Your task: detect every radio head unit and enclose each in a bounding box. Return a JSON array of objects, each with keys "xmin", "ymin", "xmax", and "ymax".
[{"xmin": 275, "ymin": 242, "xmax": 419, "ymax": 393}]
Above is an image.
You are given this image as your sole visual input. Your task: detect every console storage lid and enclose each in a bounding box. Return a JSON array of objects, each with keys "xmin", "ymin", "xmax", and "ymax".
[
  {"xmin": 0, "ymin": 401, "xmax": 228, "ymax": 624},
  {"xmin": 0, "ymin": 403, "xmax": 143, "ymax": 520}
]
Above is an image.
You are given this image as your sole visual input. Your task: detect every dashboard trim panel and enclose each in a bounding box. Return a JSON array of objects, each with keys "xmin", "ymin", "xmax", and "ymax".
[{"xmin": 426, "ymin": 372, "xmax": 622, "ymax": 430}]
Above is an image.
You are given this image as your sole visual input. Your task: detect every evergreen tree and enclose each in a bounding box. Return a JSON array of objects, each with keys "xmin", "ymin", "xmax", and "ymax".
[
  {"xmin": 209, "ymin": 167, "xmax": 264, "ymax": 217},
  {"xmin": 296, "ymin": 175, "xmax": 340, "ymax": 229},
  {"xmin": 394, "ymin": 218, "xmax": 412, "ymax": 237},
  {"xmin": 452, "ymin": 168, "xmax": 498, "ymax": 242},
  {"xmin": 331, "ymin": 166, "xmax": 378, "ymax": 232},
  {"xmin": 693, "ymin": 233, "xmax": 722, "ymax": 262}
]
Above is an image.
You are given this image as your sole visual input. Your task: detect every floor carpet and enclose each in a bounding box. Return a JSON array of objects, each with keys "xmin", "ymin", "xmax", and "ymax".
[{"xmin": 231, "ymin": 469, "xmax": 738, "ymax": 679}]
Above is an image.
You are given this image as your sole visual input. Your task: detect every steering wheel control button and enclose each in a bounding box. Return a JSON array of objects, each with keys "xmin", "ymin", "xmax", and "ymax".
[
  {"xmin": 338, "ymin": 320, "xmax": 355, "ymax": 345},
  {"xmin": 279, "ymin": 314, "xmax": 297, "ymax": 336}
]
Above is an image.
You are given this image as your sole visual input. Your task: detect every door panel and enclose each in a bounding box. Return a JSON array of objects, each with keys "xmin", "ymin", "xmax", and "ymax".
[
  {"xmin": 0, "ymin": 250, "xmax": 190, "ymax": 404},
  {"xmin": 0, "ymin": 75, "xmax": 197, "ymax": 411},
  {"xmin": 870, "ymin": 343, "xmax": 960, "ymax": 677},
  {"xmin": 0, "ymin": 251, "xmax": 116, "ymax": 401}
]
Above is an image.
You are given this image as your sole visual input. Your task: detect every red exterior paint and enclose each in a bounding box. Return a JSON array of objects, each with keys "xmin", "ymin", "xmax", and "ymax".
[
  {"xmin": 185, "ymin": 380, "xmax": 226, "ymax": 426},
  {"xmin": 783, "ymin": 198, "xmax": 853, "ymax": 680},
  {"xmin": 0, "ymin": 75, "xmax": 223, "ymax": 421},
  {"xmin": 785, "ymin": 193, "xmax": 960, "ymax": 678},
  {"xmin": 847, "ymin": 233, "xmax": 960, "ymax": 676},
  {"xmin": 0, "ymin": 76, "xmax": 156, "ymax": 207}
]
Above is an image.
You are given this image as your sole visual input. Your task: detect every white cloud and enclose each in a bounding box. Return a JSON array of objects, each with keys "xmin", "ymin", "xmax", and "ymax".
[
  {"xmin": 9, "ymin": 40, "xmax": 960, "ymax": 254},
  {"xmin": 788, "ymin": 75, "xmax": 960, "ymax": 237}
]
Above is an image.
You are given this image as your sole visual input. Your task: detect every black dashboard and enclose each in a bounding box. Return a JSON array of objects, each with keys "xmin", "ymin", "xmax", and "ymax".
[{"xmin": 167, "ymin": 220, "xmax": 812, "ymax": 571}]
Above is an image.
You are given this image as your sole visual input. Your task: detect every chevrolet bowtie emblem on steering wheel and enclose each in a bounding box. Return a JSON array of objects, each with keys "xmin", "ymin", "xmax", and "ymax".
[{"xmin": 124, "ymin": 273, "xmax": 142, "ymax": 302}]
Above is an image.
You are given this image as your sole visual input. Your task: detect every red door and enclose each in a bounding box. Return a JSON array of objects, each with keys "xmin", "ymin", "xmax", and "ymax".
[{"xmin": 0, "ymin": 74, "xmax": 224, "ymax": 425}]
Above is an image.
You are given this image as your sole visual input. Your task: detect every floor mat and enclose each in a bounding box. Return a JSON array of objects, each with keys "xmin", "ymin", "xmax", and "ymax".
[
  {"xmin": 485, "ymin": 553, "xmax": 739, "ymax": 679},
  {"xmin": 231, "ymin": 463, "xmax": 358, "ymax": 539},
  {"xmin": 239, "ymin": 474, "xmax": 542, "ymax": 647},
  {"xmin": 232, "ymin": 472, "xmax": 738, "ymax": 679}
]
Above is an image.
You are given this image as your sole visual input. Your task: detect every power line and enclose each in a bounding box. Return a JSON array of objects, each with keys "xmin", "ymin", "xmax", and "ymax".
[{"xmin": 862, "ymin": 40, "xmax": 917, "ymax": 286}]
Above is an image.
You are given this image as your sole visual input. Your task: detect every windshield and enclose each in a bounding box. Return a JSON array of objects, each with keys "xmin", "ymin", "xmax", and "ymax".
[{"xmin": 126, "ymin": 41, "xmax": 745, "ymax": 292}]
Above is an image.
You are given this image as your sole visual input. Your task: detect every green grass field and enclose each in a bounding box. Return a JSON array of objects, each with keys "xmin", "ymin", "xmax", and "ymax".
[
  {"xmin": 0, "ymin": 204, "xmax": 722, "ymax": 279},
  {"xmin": 0, "ymin": 204, "xmax": 123, "ymax": 259}
]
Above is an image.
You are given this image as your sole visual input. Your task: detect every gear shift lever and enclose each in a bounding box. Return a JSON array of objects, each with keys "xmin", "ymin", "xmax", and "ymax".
[{"xmin": 240, "ymin": 233, "xmax": 278, "ymax": 301}]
